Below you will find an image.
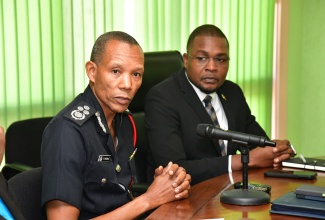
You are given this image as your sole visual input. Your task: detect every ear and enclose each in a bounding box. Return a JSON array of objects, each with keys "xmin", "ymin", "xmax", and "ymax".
[
  {"xmin": 85, "ymin": 61, "xmax": 97, "ymax": 82},
  {"xmin": 183, "ymin": 53, "xmax": 188, "ymax": 68}
]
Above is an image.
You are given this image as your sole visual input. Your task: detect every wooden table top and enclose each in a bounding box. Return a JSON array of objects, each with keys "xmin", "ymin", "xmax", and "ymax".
[{"xmin": 146, "ymin": 167, "xmax": 325, "ymax": 220}]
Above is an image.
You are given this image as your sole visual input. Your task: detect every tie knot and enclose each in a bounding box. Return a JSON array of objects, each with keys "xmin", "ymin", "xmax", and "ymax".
[{"xmin": 203, "ymin": 95, "xmax": 212, "ymax": 106}]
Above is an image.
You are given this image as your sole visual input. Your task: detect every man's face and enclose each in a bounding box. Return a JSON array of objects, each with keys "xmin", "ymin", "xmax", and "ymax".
[
  {"xmin": 183, "ymin": 36, "xmax": 229, "ymax": 93},
  {"xmin": 88, "ymin": 40, "xmax": 144, "ymax": 114}
]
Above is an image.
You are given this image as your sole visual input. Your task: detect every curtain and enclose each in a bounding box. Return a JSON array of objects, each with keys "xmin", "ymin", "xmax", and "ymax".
[{"xmin": 0, "ymin": 0, "xmax": 274, "ymax": 136}]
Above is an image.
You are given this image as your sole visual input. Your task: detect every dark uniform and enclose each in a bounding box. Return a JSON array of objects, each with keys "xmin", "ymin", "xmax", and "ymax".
[{"xmin": 41, "ymin": 85, "xmax": 136, "ymax": 220}]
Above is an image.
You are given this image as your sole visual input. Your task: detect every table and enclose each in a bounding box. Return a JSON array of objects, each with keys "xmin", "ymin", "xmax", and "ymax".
[{"xmin": 146, "ymin": 167, "xmax": 325, "ymax": 219}]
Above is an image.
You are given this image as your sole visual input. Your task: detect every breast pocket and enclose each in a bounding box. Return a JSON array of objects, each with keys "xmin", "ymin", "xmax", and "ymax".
[
  {"xmin": 85, "ymin": 160, "xmax": 118, "ymax": 186},
  {"xmin": 83, "ymin": 160, "xmax": 127, "ymax": 212}
]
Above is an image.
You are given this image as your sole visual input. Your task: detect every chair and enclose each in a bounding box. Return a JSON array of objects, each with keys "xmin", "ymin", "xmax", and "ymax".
[
  {"xmin": 128, "ymin": 50, "xmax": 184, "ymax": 113},
  {"xmin": 2, "ymin": 117, "xmax": 53, "ymax": 180},
  {"xmin": 130, "ymin": 112, "xmax": 149, "ymax": 196},
  {"xmin": 8, "ymin": 167, "xmax": 46, "ymax": 220},
  {"xmin": 129, "ymin": 51, "xmax": 184, "ymax": 194}
]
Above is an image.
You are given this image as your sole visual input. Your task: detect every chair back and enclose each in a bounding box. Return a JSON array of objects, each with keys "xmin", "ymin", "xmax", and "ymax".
[
  {"xmin": 2, "ymin": 117, "xmax": 52, "ymax": 180},
  {"xmin": 8, "ymin": 167, "xmax": 46, "ymax": 220},
  {"xmin": 129, "ymin": 51, "xmax": 183, "ymax": 188},
  {"xmin": 128, "ymin": 50, "xmax": 183, "ymax": 113}
]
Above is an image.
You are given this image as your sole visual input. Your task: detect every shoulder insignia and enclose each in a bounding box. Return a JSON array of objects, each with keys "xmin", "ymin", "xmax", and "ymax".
[{"xmin": 64, "ymin": 101, "xmax": 96, "ymax": 126}]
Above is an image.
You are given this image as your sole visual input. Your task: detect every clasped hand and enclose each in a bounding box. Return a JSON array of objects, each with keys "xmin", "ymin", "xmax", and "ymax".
[{"xmin": 146, "ymin": 162, "xmax": 191, "ymax": 205}]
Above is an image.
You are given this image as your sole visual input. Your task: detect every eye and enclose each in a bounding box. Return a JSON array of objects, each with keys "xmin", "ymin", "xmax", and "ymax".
[
  {"xmin": 214, "ymin": 57, "xmax": 229, "ymax": 63},
  {"xmin": 133, "ymin": 72, "xmax": 142, "ymax": 78},
  {"xmin": 196, "ymin": 57, "xmax": 208, "ymax": 61},
  {"xmin": 215, "ymin": 58, "xmax": 225, "ymax": 63},
  {"xmin": 112, "ymin": 69, "xmax": 119, "ymax": 74}
]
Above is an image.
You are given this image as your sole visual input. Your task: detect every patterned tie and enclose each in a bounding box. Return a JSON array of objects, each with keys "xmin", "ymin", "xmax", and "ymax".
[{"xmin": 203, "ymin": 95, "xmax": 226, "ymax": 156}]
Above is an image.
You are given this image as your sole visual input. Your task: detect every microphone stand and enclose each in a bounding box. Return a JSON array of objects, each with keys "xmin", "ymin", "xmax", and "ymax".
[{"xmin": 220, "ymin": 142, "xmax": 270, "ymax": 205}]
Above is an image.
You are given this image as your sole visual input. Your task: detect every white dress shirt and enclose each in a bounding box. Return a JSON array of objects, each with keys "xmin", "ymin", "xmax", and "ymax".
[{"xmin": 185, "ymin": 72, "xmax": 233, "ymax": 172}]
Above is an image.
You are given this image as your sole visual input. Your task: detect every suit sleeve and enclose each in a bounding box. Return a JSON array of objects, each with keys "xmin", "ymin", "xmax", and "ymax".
[
  {"xmin": 0, "ymin": 174, "xmax": 25, "ymax": 220},
  {"xmin": 219, "ymin": 82, "xmax": 269, "ymax": 148},
  {"xmin": 145, "ymin": 81, "xmax": 229, "ymax": 185}
]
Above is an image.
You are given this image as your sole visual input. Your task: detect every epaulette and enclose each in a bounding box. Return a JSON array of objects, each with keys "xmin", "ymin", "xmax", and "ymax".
[{"xmin": 64, "ymin": 101, "xmax": 96, "ymax": 126}]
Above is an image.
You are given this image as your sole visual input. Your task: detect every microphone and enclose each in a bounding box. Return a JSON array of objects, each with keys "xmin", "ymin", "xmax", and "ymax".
[{"xmin": 196, "ymin": 124, "xmax": 276, "ymax": 147}]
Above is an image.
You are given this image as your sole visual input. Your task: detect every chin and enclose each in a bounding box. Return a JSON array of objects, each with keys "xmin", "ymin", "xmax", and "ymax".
[
  {"xmin": 118, "ymin": 106, "xmax": 129, "ymax": 113},
  {"xmin": 199, "ymin": 86, "xmax": 218, "ymax": 94}
]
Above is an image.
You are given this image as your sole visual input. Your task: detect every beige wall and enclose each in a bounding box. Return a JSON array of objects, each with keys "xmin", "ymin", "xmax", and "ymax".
[{"xmin": 277, "ymin": 0, "xmax": 325, "ymax": 157}]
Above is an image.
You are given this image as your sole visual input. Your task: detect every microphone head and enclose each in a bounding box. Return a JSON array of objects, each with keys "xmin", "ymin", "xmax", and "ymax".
[
  {"xmin": 196, "ymin": 124, "xmax": 210, "ymax": 137},
  {"xmin": 265, "ymin": 140, "xmax": 276, "ymax": 147}
]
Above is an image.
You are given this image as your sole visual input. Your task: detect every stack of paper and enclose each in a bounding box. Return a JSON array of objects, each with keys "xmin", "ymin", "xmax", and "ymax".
[{"xmin": 282, "ymin": 157, "xmax": 325, "ymax": 171}]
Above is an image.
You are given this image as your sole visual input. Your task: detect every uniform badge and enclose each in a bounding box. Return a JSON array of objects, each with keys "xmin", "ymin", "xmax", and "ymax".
[
  {"xmin": 95, "ymin": 111, "xmax": 107, "ymax": 133},
  {"xmin": 98, "ymin": 155, "xmax": 111, "ymax": 162},
  {"xmin": 64, "ymin": 101, "xmax": 96, "ymax": 126},
  {"xmin": 71, "ymin": 105, "xmax": 90, "ymax": 120}
]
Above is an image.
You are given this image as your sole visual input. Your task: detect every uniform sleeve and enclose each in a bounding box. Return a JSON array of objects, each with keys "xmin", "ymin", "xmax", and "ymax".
[{"xmin": 41, "ymin": 118, "xmax": 86, "ymax": 209}]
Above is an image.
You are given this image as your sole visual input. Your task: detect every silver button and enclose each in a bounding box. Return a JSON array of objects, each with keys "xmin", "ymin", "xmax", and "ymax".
[
  {"xmin": 101, "ymin": 178, "xmax": 107, "ymax": 184},
  {"xmin": 116, "ymin": 164, "xmax": 121, "ymax": 172}
]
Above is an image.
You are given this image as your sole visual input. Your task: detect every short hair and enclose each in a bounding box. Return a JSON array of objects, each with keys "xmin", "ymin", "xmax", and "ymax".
[
  {"xmin": 90, "ymin": 31, "xmax": 142, "ymax": 64},
  {"xmin": 186, "ymin": 24, "xmax": 229, "ymax": 52}
]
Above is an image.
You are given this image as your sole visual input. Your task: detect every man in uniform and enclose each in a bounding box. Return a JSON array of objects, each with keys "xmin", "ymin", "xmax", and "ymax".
[{"xmin": 41, "ymin": 31, "xmax": 191, "ymax": 219}]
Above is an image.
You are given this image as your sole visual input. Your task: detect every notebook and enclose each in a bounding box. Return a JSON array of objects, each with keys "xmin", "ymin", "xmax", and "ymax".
[
  {"xmin": 270, "ymin": 191, "xmax": 325, "ymax": 219},
  {"xmin": 282, "ymin": 157, "xmax": 325, "ymax": 171}
]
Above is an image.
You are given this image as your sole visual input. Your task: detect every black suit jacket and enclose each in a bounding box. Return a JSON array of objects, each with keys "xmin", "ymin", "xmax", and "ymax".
[
  {"xmin": 145, "ymin": 68, "xmax": 268, "ymax": 185},
  {"xmin": 0, "ymin": 173, "xmax": 25, "ymax": 220}
]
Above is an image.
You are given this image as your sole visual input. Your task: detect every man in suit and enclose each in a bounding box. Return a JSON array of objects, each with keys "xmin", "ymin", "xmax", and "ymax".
[
  {"xmin": 0, "ymin": 126, "xmax": 25, "ymax": 220},
  {"xmin": 145, "ymin": 24, "xmax": 295, "ymax": 185}
]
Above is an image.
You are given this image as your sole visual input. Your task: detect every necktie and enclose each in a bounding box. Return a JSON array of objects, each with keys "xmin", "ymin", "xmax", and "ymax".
[{"xmin": 203, "ymin": 95, "xmax": 226, "ymax": 156}]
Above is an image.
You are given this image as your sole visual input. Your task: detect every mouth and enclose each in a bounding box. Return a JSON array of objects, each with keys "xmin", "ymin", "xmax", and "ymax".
[
  {"xmin": 201, "ymin": 76, "xmax": 218, "ymax": 84},
  {"xmin": 115, "ymin": 96, "xmax": 131, "ymax": 105}
]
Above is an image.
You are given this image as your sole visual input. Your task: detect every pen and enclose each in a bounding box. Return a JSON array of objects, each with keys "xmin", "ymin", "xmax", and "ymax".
[
  {"xmin": 289, "ymin": 144, "xmax": 297, "ymax": 155},
  {"xmin": 299, "ymin": 154, "xmax": 306, "ymax": 163},
  {"xmin": 129, "ymin": 148, "xmax": 137, "ymax": 161}
]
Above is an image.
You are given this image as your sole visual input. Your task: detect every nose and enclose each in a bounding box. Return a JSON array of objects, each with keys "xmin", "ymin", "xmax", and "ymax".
[
  {"xmin": 119, "ymin": 74, "xmax": 132, "ymax": 90},
  {"xmin": 205, "ymin": 58, "xmax": 217, "ymax": 71}
]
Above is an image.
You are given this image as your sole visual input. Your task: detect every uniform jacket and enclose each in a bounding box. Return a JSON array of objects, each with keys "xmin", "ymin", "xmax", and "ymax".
[
  {"xmin": 145, "ymin": 68, "xmax": 268, "ymax": 185},
  {"xmin": 41, "ymin": 85, "xmax": 136, "ymax": 219}
]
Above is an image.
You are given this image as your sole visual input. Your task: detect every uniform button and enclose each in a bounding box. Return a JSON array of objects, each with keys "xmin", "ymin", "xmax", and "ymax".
[
  {"xmin": 116, "ymin": 164, "xmax": 121, "ymax": 172},
  {"xmin": 101, "ymin": 178, "xmax": 107, "ymax": 184}
]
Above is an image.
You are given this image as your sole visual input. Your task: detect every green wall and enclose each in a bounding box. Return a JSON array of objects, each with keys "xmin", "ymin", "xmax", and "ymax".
[
  {"xmin": 287, "ymin": 0, "xmax": 325, "ymax": 157},
  {"xmin": 0, "ymin": 0, "xmax": 274, "ymax": 134}
]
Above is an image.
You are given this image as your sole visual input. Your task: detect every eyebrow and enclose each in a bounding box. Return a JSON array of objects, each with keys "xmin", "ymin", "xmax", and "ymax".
[{"xmin": 195, "ymin": 51, "xmax": 229, "ymax": 57}]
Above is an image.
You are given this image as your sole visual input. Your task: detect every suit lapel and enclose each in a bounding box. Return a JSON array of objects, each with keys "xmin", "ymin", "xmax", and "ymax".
[
  {"xmin": 176, "ymin": 69, "xmax": 223, "ymax": 155},
  {"xmin": 217, "ymin": 87, "xmax": 235, "ymax": 131},
  {"xmin": 217, "ymin": 85, "xmax": 237, "ymax": 155},
  {"xmin": 177, "ymin": 70, "xmax": 210, "ymax": 122}
]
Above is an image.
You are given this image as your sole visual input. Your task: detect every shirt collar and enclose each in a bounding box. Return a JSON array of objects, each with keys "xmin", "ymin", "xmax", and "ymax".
[{"xmin": 185, "ymin": 71, "xmax": 217, "ymax": 104}]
